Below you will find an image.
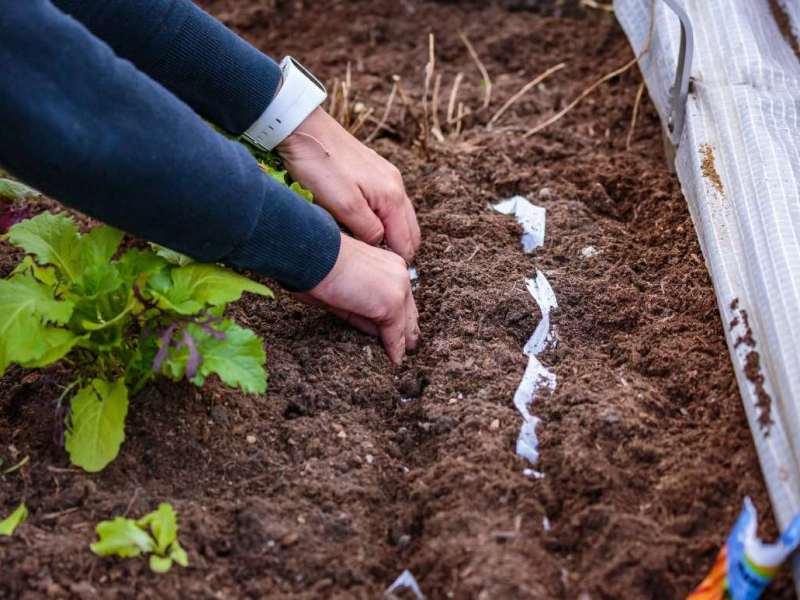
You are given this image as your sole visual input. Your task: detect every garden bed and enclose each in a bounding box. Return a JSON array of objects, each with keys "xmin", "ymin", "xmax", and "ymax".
[{"xmin": 0, "ymin": 0, "xmax": 793, "ymax": 598}]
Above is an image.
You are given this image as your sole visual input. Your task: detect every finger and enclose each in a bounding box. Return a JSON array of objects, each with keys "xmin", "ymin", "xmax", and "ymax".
[
  {"xmin": 337, "ymin": 191, "xmax": 385, "ymax": 246},
  {"xmin": 404, "ymin": 289, "xmax": 420, "ymax": 351},
  {"xmin": 378, "ymin": 304, "xmax": 407, "ymax": 366},
  {"xmin": 328, "ymin": 307, "xmax": 380, "ymax": 337},
  {"xmin": 378, "ymin": 201, "xmax": 416, "ymax": 262},
  {"xmin": 404, "ymin": 195, "xmax": 422, "ymax": 255}
]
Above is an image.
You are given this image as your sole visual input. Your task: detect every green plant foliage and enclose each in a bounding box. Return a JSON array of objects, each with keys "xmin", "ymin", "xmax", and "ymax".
[
  {"xmin": 1, "ymin": 212, "xmax": 272, "ymax": 472},
  {"xmin": 160, "ymin": 320, "xmax": 267, "ymax": 393},
  {"xmin": 150, "ymin": 263, "xmax": 273, "ymax": 315},
  {"xmin": 257, "ymin": 161, "xmax": 314, "ymax": 203},
  {"xmin": 0, "ymin": 178, "xmax": 38, "ymax": 200},
  {"xmin": 0, "ymin": 503, "xmax": 28, "ymax": 536},
  {"xmin": 91, "ymin": 503, "xmax": 189, "ymax": 572},
  {"xmin": 64, "ymin": 378, "xmax": 128, "ymax": 472},
  {"xmin": 149, "ymin": 243, "xmax": 194, "ymax": 267},
  {"xmin": 211, "ymin": 123, "xmax": 313, "ymax": 202}
]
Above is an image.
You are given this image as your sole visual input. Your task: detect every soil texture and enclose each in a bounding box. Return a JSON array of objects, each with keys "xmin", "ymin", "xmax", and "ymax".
[{"xmin": 1, "ymin": 1, "xmax": 792, "ymax": 598}]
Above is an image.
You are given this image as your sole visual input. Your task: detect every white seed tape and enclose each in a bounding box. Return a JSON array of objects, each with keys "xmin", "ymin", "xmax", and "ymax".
[
  {"xmin": 492, "ymin": 195, "xmax": 547, "ymax": 253},
  {"xmin": 385, "ymin": 569, "xmax": 425, "ymax": 599},
  {"xmin": 523, "ymin": 274, "xmax": 557, "ymax": 356},
  {"xmin": 514, "ymin": 271, "xmax": 558, "ymax": 465},
  {"xmin": 615, "ymin": 0, "xmax": 800, "ymax": 592}
]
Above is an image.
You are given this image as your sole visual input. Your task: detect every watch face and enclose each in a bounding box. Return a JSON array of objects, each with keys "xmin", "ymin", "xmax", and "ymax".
[{"xmin": 289, "ymin": 57, "xmax": 326, "ymax": 93}]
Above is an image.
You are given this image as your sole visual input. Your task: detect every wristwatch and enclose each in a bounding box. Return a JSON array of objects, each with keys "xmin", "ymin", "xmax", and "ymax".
[{"xmin": 243, "ymin": 56, "xmax": 328, "ymax": 151}]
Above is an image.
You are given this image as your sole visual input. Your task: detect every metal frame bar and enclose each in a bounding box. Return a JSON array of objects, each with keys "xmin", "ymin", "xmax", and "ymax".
[{"xmin": 660, "ymin": 0, "xmax": 694, "ymax": 145}]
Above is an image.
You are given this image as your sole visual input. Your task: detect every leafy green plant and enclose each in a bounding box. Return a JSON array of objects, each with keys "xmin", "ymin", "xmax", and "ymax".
[
  {"xmin": 0, "ymin": 212, "xmax": 272, "ymax": 472},
  {"xmin": 213, "ymin": 126, "xmax": 314, "ymax": 203},
  {"xmin": 91, "ymin": 503, "xmax": 188, "ymax": 573},
  {"xmin": 0, "ymin": 503, "xmax": 28, "ymax": 536},
  {"xmin": 0, "ymin": 178, "xmax": 37, "ymax": 200},
  {"xmin": 257, "ymin": 161, "xmax": 314, "ymax": 202}
]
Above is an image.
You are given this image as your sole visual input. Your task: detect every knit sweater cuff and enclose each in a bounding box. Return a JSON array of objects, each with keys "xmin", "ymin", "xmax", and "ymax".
[{"xmin": 227, "ymin": 182, "xmax": 342, "ymax": 291}]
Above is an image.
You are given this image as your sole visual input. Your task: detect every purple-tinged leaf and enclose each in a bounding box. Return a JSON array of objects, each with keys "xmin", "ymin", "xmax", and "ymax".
[
  {"xmin": 180, "ymin": 330, "xmax": 202, "ymax": 379},
  {"xmin": 200, "ymin": 322, "xmax": 226, "ymax": 340},
  {"xmin": 152, "ymin": 323, "xmax": 178, "ymax": 373}
]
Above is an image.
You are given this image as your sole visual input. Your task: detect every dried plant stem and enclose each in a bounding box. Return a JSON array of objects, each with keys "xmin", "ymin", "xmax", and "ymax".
[
  {"xmin": 447, "ymin": 104, "xmax": 472, "ymax": 125},
  {"xmin": 487, "ymin": 62, "xmax": 566, "ymax": 129},
  {"xmin": 580, "ymin": 0, "xmax": 614, "ymax": 12},
  {"xmin": 524, "ymin": 56, "xmax": 638, "ymax": 138},
  {"xmin": 328, "ymin": 77, "xmax": 340, "ymax": 122},
  {"xmin": 366, "ymin": 80, "xmax": 398, "ymax": 143},
  {"xmin": 422, "ymin": 33, "xmax": 435, "ymax": 146},
  {"xmin": 431, "ymin": 73, "xmax": 444, "ymax": 141},
  {"xmin": 447, "ymin": 72, "xmax": 464, "ymax": 123},
  {"xmin": 340, "ymin": 81, "xmax": 350, "ymax": 127},
  {"xmin": 349, "ymin": 107, "xmax": 374, "ymax": 137},
  {"xmin": 396, "ymin": 77, "xmax": 429, "ymax": 154},
  {"xmin": 365, "ymin": 113, "xmax": 398, "ymax": 135},
  {"xmin": 454, "ymin": 101, "xmax": 466, "ymax": 137},
  {"xmin": 626, "ymin": 80, "xmax": 646, "ymax": 150},
  {"xmin": 459, "ymin": 32, "xmax": 492, "ymax": 109},
  {"xmin": 524, "ymin": 0, "xmax": 656, "ymax": 139}
]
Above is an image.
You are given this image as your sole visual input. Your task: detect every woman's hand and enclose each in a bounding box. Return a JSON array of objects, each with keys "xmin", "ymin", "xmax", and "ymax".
[
  {"xmin": 295, "ymin": 234, "xmax": 419, "ymax": 365},
  {"xmin": 277, "ymin": 107, "xmax": 421, "ymax": 262}
]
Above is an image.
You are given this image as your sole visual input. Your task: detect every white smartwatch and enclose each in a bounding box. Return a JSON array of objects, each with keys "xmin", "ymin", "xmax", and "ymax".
[{"xmin": 243, "ymin": 56, "xmax": 328, "ymax": 151}]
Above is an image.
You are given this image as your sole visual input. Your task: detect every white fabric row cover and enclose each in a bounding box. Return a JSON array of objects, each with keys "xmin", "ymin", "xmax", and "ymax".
[{"xmin": 614, "ymin": 0, "xmax": 800, "ymax": 593}]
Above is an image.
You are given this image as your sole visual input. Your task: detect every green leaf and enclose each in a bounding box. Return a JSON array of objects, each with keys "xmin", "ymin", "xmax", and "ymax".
[
  {"xmin": 149, "ymin": 554, "xmax": 173, "ymax": 573},
  {"xmin": 19, "ymin": 328, "xmax": 81, "ymax": 368},
  {"xmin": 90, "ymin": 516, "xmax": 155, "ymax": 558},
  {"xmin": 158, "ymin": 321, "xmax": 267, "ymax": 393},
  {"xmin": 149, "ymin": 243, "xmax": 194, "ymax": 266},
  {"xmin": 192, "ymin": 321, "xmax": 267, "ymax": 394},
  {"xmin": 65, "ymin": 378, "xmax": 129, "ymax": 472},
  {"xmin": 75, "ymin": 263, "xmax": 124, "ymax": 298},
  {"xmin": 0, "ymin": 274, "xmax": 75, "ymax": 373},
  {"xmin": 8, "ymin": 213, "xmax": 80, "ymax": 281},
  {"xmin": 152, "ymin": 264, "xmax": 272, "ymax": 315},
  {"xmin": 137, "ymin": 503, "xmax": 177, "ymax": 555},
  {"xmin": 118, "ymin": 248, "xmax": 168, "ymax": 281},
  {"xmin": 259, "ymin": 162, "xmax": 288, "ymax": 185},
  {"xmin": 79, "ymin": 226, "xmax": 123, "ymax": 268},
  {"xmin": 0, "ymin": 503, "xmax": 28, "ymax": 536},
  {"xmin": 290, "ymin": 181, "xmax": 314, "ymax": 203},
  {"xmin": 13, "ymin": 256, "xmax": 58, "ymax": 286},
  {"xmin": 90, "ymin": 503, "xmax": 188, "ymax": 572},
  {"xmin": 0, "ymin": 178, "xmax": 38, "ymax": 200},
  {"xmin": 169, "ymin": 540, "xmax": 189, "ymax": 567}
]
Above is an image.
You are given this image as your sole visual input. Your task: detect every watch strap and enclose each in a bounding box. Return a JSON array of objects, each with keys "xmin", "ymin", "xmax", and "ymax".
[{"xmin": 243, "ymin": 56, "xmax": 327, "ymax": 151}]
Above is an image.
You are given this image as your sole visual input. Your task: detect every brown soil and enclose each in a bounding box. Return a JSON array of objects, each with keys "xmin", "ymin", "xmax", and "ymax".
[{"xmin": 1, "ymin": 1, "xmax": 793, "ymax": 598}]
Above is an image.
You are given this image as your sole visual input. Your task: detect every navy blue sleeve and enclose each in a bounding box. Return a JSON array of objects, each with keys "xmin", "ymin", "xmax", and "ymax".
[
  {"xmin": 51, "ymin": 0, "xmax": 281, "ymax": 135},
  {"xmin": 0, "ymin": 0, "xmax": 340, "ymax": 291}
]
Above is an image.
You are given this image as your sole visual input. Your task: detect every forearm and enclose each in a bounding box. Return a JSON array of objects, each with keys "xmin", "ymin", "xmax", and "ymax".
[
  {"xmin": 51, "ymin": 0, "xmax": 281, "ymax": 135},
  {"xmin": 0, "ymin": 0, "xmax": 339, "ymax": 291}
]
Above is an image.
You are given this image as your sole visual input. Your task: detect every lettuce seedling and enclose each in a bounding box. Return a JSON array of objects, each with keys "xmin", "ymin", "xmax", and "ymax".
[
  {"xmin": 0, "ymin": 212, "xmax": 272, "ymax": 472},
  {"xmin": 91, "ymin": 503, "xmax": 188, "ymax": 573}
]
